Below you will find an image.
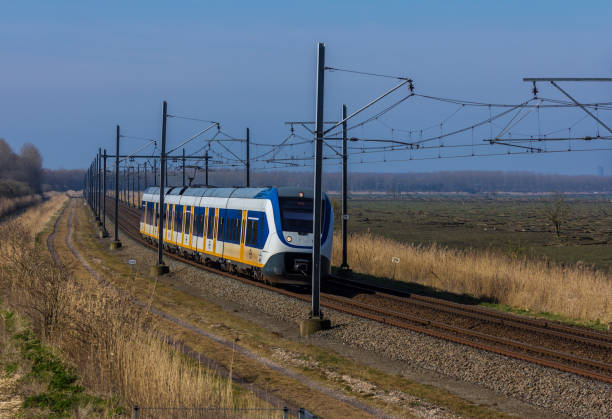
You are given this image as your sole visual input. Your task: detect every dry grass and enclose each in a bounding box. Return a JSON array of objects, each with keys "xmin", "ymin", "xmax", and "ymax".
[
  {"xmin": 333, "ymin": 232, "xmax": 612, "ymax": 324},
  {"xmin": 0, "ymin": 194, "xmax": 42, "ymax": 219},
  {"xmin": 5, "ymin": 191, "xmax": 68, "ymax": 235},
  {"xmin": 0, "ymin": 208, "xmax": 275, "ymax": 417}
]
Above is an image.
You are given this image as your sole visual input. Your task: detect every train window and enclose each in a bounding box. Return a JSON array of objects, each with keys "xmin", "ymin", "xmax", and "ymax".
[
  {"xmin": 278, "ymin": 198, "xmax": 326, "ymax": 235},
  {"xmin": 148, "ymin": 203, "xmax": 152, "ymax": 225},
  {"xmin": 278, "ymin": 197, "xmax": 313, "ymax": 233},
  {"xmin": 140, "ymin": 204, "xmax": 146, "ymax": 224},
  {"xmin": 252, "ymin": 219, "xmax": 259, "ymax": 245},
  {"xmin": 225, "ymin": 215, "xmax": 242, "ymax": 244},
  {"xmin": 167, "ymin": 205, "xmax": 172, "ymax": 231},
  {"xmin": 154, "ymin": 205, "xmax": 159, "ymax": 227},
  {"xmin": 207, "ymin": 210, "xmax": 215, "ymax": 239},
  {"xmin": 245, "ymin": 219, "xmax": 258, "ymax": 247},
  {"xmin": 246, "ymin": 220, "xmax": 252, "ymax": 246},
  {"xmin": 194, "ymin": 213, "xmax": 203, "ymax": 237},
  {"xmin": 218, "ymin": 215, "xmax": 225, "ymax": 241},
  {"xmin": 227, "ymin": 218, "xmax": 233, "ymax": 242},
  {"xmin": 228, "ymin": 218, "xmax": 234, "ymax": 242},
  {"xmin": 184, "ymin": 209, "xmax": 191, "ymax": 236},
  {"xmin": 233, "ymin": 218, "xmax": 239, "ymax": 242},
  {"xmin": 175, "ymin": 206, "xmax": 183, "ymax": 234}
]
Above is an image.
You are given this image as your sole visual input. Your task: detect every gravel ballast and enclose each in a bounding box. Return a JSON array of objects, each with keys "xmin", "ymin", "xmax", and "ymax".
[{"xmin": 104, "ymin": 219, "xmax": 611, "ymax": 419}]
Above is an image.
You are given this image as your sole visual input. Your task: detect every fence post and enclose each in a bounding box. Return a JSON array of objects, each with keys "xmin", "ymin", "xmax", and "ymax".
[
  {"xmin": 283, "ymin": 406, "xmax": 288, "ymax": 419},
  {"xmin": 133, "ymin": 404, "xmax": 139, "ymax": 419}
]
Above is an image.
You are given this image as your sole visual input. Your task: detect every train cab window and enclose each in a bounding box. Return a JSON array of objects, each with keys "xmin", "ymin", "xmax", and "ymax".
[
  {"xmin": 278, "ymin": 197, "xmax": 313, "ymax": 234},
  {"xmin": 140, "ymin": 204, "xmax": 146, "ymax": 224},
  {"xmin": 184, "ymin": 209, "xmax": 191, "ymax": 236},
  {"xmin": 207, "ymin": 210, "xmax": 215, "ymax": 239}
]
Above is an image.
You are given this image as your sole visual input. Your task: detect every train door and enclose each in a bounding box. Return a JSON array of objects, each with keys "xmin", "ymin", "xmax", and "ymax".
[
  {"xmin": 174, "ymin": 204, "xmax": 182, "ymax": 244},
  {"xmin": 205, "ymin": 208, "xmax": 214, "ymax": 253},
  {"xmin": 192, "ymin": 207, "xmax": 203, "ymax": 251},
  {"xmin": 162, "ymin": 203, "xmax": 168, "ymax": 240},
  {"xmin": 140, "ymin": 203, "xmax": 146, "ymax": 233},
  {"xmin": 179, "ymin": 205, "xmax": 185, "ymax": 245},
  {"xmin": 166, "ymin": 204, "xmax": 173, "ymax": 242},
  {"xmin": 142, "ymin": 202, "xmax": 148, "ymax": 235},
  {"xmin": 215, "ymin": 209, "xmax": 225, "ymax": 256},
  {"xmin": 183, "ymin": 206, "xmax": 192, "ymax": 248},
  {"xmin": 239, "ymin": 210, "xmax": 247, "ymax": 261},
  {"xmin": 153, "ymin": 202, "xmax": 158, "ymax": 237}
]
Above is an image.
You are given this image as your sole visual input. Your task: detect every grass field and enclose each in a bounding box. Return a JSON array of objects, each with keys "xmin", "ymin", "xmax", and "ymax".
[{"xmin": 334, "ymin": 194, "xmax": 612, "ymax": 272}]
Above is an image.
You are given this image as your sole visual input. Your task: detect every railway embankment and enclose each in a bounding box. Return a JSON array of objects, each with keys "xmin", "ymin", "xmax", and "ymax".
[{"xmin": 103, "ymin": 199, "xmax": 610, "ymax": 418}]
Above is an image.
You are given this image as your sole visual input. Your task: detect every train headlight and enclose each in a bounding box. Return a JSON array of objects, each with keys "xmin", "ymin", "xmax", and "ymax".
[{"xmin": 286, "ymin": 235, "xmax": 292, "ymax": 242}]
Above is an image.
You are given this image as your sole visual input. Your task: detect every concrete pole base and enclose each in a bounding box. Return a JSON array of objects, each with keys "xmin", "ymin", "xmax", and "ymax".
[
  {"xmin": 150, "ymin": 264, "xmax": 170, "ymax": 276},
  {"xmin": 110, "ymin": 240, "xmax": 122, "ymax": 249},
  {"xmin": 299, "ymin": 318, "xmax": 331, "ymax": 337},
  {"xmin": 98, "ymin": 229, "xmax": 109, "ymax": 238},
  {"xmin": 338, "ymin": 267, "xmax": 352, "ymax": 277}
]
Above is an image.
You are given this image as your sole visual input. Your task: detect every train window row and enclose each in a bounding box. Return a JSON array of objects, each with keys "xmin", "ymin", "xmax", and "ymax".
[{"xmin": 143, "ymin": 202, "xmax": 265, "ymax": 248}]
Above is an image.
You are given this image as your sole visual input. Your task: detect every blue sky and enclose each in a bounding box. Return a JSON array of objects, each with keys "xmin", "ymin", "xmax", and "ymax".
[{"xmin": 1, "ymin": 1, "xmax": 611, "ymax": 174}]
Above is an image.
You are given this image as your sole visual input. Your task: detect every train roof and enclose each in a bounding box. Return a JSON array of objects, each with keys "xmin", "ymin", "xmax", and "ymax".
[{"xmin": 143, "ymin": 186, "xmax": 317, "ymax": 200}]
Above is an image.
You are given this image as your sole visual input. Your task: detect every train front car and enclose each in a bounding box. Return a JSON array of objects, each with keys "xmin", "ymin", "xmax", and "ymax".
[
  {"xmin": 262, "ymin": 187, "xmax": 333, "ymax": 285},
  {"xmin": 139, "ymin": 185, "xmax": 333, "ymax": 287}
]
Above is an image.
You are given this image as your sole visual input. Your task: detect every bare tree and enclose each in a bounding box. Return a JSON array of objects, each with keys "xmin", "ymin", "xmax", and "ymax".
[
  {"xmin": 547, "ymin": 193, "xmax": 569, "ymax": 239},
  {"xmin": 19, "ymin": 143, "xmax": 43, "ymax": 194}
]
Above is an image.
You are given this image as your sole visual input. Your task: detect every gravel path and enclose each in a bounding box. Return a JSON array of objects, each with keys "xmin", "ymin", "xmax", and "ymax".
[{"xmin": 106, "ymin": 217, "xmax": 611, "ymax": 419}]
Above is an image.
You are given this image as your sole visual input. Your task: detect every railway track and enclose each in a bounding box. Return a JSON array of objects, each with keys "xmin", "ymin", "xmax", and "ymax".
[{"xmin": 104, "ymin": 197, "xmax": 612, "ymax": 384}]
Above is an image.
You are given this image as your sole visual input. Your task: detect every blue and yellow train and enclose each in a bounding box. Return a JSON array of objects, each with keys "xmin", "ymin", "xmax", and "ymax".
[{"xmin": 140, "ymin": 186, "xmax": 333, "ymax": 285}]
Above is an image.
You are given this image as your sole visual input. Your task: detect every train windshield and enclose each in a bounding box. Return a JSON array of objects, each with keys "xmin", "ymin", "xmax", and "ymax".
[{"xmin": 278, "ymin": 197, "xmax": 326, "ymax": 234}]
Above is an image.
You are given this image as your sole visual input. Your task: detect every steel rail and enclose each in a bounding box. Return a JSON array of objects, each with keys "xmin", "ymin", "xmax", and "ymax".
[
  {"xmin": 319, "ymin": 292, "xmax": 612, "ymax": 374},
  {"xmin": 106, "ymin": 198, "xmax": 612, "ymax": 384},
  {"xmin": 326, "ymin": 276, "xmax": 612, "ymax": 345}
]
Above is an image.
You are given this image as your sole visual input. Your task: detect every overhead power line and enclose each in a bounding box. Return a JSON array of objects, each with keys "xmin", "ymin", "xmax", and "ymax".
[{"xmin": 325, "ymin": 66, "xmax": 412, "ymax": 81}]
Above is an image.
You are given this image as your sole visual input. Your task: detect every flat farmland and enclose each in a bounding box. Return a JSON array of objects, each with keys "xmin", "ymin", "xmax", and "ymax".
[{"xmin": 335, "ymin": 195, "xmax": 612, "ymax": 272}]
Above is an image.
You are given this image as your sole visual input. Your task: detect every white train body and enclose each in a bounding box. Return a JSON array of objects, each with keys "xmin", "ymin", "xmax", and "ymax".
[{"xmin": 139, "ymin": 186, "xmax": 333, "ymax": 285}]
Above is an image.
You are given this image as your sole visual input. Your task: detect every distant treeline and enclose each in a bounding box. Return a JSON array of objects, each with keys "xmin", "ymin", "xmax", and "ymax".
[
  {"xmin": 0, "ymin": 139, "xmax": 43, "ymax": 197},
  {"xmin": 42, "ymin": 168, "xmax": 86, "ymax": 192},
  {"xmin": 0, "ymin": 139, "xmax": 86, "ymax": 197},
  {"xmin": 177, "ymin": 169, "xmax": 612, "ymax": 193}
]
